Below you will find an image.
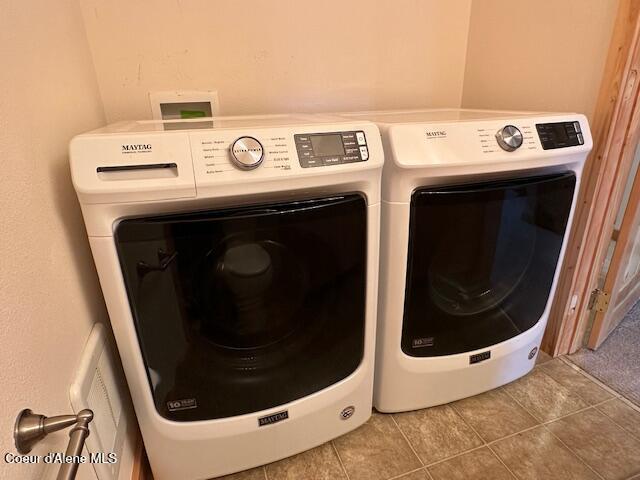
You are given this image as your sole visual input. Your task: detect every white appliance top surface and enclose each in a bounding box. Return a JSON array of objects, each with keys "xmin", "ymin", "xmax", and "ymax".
[
  {"xmin": 340, "ymin": 108, "xmax": 591, "ymax": 172},
  {"xmin": 343, "ymin": 108, "xmax": 554, "ymax": 124},
  {"xmin": 70, "ymin": 113, "xmax": 384, "ymax": 207},
  {"xmin": 86, "ymin": 113, "xmax": 353, "ymax": 135}
]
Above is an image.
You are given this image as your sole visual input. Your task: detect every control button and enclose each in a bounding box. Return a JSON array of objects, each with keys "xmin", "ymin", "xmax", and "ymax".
[
  {"xmin": 295, "ymin": 135, "xmax": 310, "ymax": 143},
  {"xmin": 323, "ymin": 156, "xmax": 341, "ymax": 166},
  {"xmin": 230, "ymin": 136, "xmax": 264, "ymax": 170},
  {"xmin": 356, "ymin": 132, "xmax": 366, "ymax": 146},
  {"xmin": 577, "ymin": 133, "xmax": 584, "ymax": 145},
  {"xmin": 300, "ymin": 158, "xmax": 322, "ymax": 168},
  {"xmin": 297, "ymin": 143, "xmax": 312, "ymax": 151},
  {"xmin": 359, "ymin": 146, "xmax": 369, "ymax": 160},
  {"xmin": 495, "ymin": 125, "xmax": 523, "ymax": 152},
  {"xmin": 345, "ymin": 147, "xmax": 360, "ymax": 155},
  {"xmin": 343, "ymin": 155, "xmax": 361, "ymax": 163},
  {"xmin": 343, "ymin": 140, "xmax": 357, "ymax": 148},
  {"xmin": 300, "ymin": 151, "xmax": 312, "ymax": 158},
  {"xmin": 573, "ymin": 121, "xmax": 582, "ymax": 134},
  {"xmin": 341, "ymin": 133, "xmax": 356, "ymax": 140}
]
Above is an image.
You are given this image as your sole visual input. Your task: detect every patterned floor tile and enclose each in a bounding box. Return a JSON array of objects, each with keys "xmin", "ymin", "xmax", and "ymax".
[
  {"xmin": 395, "ymin": 469, "xmax": 431, "ymax": 480},
  {"xmin": 502, "ymin": 369, "xmax": 588, "ymax": 421},
  {"xmin": 333, "ymin": 413, "xmax": 421, "ymax": 480},
  {"xmin": 597, "ymin": 398, "xmax": 640, "ymax": 439},
  {"xmin": 393, "ymin": 405, "xmax": 483, "ymax": 465},
  {"xmin": 265, "ymin": 443, "xmax": 346, "ymax": 480},
  {"xmin": 547, "ymin": 407, "xmax": 640, "ymax": 480},
  {"xmin": 428, "ymin": 447, "xmax": 514, "ymax": 480},
  {"xmin": 453, "ymin": 388, "xmax": 538, "ymax": 442},
  {"xmin": 491, "ymin": 426, "xmax": 598, "ymax": 480},
  {"xmin": 538, "ymin": 358, "xmax": 613, "ymax": 404}
]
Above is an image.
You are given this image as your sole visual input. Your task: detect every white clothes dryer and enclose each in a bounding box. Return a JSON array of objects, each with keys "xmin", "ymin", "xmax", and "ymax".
[
  {"xmin": 342, "ymin": 109, "xmax": 592, "ymax": 412},
  {"xmin": 69, "ymin": 114, "xmax": 383, "ymax": 479}
]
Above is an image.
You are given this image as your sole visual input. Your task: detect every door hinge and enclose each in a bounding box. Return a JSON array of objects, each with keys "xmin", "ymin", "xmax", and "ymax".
[
  {"xmin": 612, "ymin": 228, "xmax": 620, "ymax": 242},
  {"xmin": 588, "ymin": 288, "xmax": 610, "ymax": 313}
]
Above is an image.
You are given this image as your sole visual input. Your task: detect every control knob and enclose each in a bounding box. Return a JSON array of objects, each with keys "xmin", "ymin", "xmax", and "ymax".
[
  {"xmin": 495, "ymin": 125, "xmax": 523, "ymax": 152},
  {"xmin": 230, "ymin": 136, "xmax": 264, "ymax": 170}
]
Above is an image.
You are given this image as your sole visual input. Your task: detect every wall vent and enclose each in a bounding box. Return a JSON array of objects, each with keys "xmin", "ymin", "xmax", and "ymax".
[{"xmin": 70, "ymin": 323, "xmax": 136, "ymax": 480}]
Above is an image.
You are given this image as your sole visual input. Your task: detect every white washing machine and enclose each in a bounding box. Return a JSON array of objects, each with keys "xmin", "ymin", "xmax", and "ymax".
[
  {"xmin": 342, "ymin": 109, "xmax": 592, "ymax": 412},
  {"xmin": 69, "ymin": 114, "xmax": 383, "ymax": 479}
]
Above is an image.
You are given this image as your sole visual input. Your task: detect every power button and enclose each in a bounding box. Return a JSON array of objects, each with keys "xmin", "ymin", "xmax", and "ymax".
[{"xmin": 356, "ymin": 132, "xmax": 366, "ymax": 146}]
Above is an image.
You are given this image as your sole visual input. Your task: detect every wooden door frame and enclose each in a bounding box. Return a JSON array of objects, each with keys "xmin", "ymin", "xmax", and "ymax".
[
  {"xmin": 542, "ymin": 0, "xmax": 640, "ymax": 355},
  {"xmin": 588, "ymin": 139, "xmax": 640, "ymax": 348}
]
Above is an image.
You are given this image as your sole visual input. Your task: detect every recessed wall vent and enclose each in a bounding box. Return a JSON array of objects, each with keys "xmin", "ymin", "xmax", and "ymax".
[{"xmin": 70, "ymin": 323, "xmax": 136, "ymax": 480}]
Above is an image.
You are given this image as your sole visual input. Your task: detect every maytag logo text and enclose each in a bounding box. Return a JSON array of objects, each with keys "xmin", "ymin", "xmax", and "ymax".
[
  {"xmin": 425, "ymin": 131, "xmax": 447, "ymax": 138},
  {"xmin": 121, "ymin": 144, "xmax": 152, "ymax": 153}
]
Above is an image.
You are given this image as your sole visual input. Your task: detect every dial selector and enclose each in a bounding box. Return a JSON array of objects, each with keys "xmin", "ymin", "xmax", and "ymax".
[
  {"xmin": 495, "ymin": 125, "xmax": 523, "ymax": 152},
  {"xmin": 230, "ymin": 136, "xmax": 264, "ymax": 170}
]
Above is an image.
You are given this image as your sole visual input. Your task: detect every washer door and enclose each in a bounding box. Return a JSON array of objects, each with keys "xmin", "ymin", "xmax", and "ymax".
[
  {"xmin": 401, "ymin": 172, "xmax": 576, "ymax": 357},
  {"xmin": 115, "ymin": 194, "xmax": 367, "ymax": 421}
]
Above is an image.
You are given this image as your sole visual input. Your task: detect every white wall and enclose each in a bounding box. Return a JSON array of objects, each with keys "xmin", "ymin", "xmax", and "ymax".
[
  {"xmin": 0, "ymin": 1, "xmax": 107, "ymax": 479},
  {"xmin": 462, "ymin": 0, "xmax": 618, "ymax": 120},
  {"xmin": 78, "ymin": 0, "xmax": 473, "ymax": 122}
]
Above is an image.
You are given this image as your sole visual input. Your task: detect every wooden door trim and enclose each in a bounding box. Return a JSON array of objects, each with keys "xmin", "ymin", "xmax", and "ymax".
[
  {"xmin": 589, "ymin": 145, "xmax": 640, "ymax": 347},
  {"xmin": 542, "ymin": 0, "xmax": 640, "ymax": 355}
]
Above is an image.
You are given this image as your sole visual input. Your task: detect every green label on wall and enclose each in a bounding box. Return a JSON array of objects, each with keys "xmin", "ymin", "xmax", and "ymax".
[{"xmin": 180, "ymin": 110, "xmax": 207, "ymax": 119}]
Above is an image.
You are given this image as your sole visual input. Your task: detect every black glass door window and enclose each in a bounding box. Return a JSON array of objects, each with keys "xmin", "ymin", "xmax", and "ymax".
[
  {"xmin": 402, "ymin": 172, "xmax": 576, "ymax": 357},
  {"xmin": 115, "ymin": 195, "xmax": 367, "ymax": 421}
]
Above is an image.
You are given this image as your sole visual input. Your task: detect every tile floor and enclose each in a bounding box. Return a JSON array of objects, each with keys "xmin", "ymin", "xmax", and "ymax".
[{"xmin": 218, "ymin": 353, "xmax": 640, "ymax": 480}]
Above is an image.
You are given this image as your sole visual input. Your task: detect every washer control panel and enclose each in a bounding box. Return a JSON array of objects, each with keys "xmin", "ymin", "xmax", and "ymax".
[
  {"xmin": 294, "ymin": 131, "xmax": 368, "ymax": 168},
  {"xmin": 536, "ymin": 121, "xmax": 584, "ymax": 150}
]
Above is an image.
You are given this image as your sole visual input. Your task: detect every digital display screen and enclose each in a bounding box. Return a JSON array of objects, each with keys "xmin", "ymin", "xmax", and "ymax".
[
  {"xmin": 310, "ymin": 134, "xmax": 345, "ymax": 157},
  {"xmin": 553, "ymin": 124, "xmax": 569, "ymax": 143},
  {"xmin": 536, "ymin": 122, "xmax": 582, "ymax": 150}
]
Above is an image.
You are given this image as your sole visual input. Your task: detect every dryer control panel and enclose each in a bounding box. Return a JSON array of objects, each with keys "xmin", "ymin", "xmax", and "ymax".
[
  {"xmin": 294, "ymin": 131, "xmax": 369, "ymax": 168},
  {"xmin": 536, "ymin": 121, "xmax": 584, "ymax": 150}
]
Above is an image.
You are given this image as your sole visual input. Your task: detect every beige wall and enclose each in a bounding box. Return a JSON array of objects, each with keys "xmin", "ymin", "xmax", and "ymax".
[
  {"xmin": 0, "ymin": 2, "xmax": 107, "ymax": 479},
  {"xmin": 78, "ymin": 0, "xmax": 473, "ymax": 122},
  {"xmin": 76, "ymin": 0, "xmax": 618, "ymax": 123},
  {"xmin": 462, "ymin": 0, "xmax": 618, "ymax": 120}
]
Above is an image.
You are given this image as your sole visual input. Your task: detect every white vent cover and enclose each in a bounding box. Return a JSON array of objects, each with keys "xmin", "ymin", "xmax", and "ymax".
[{"xmin": 71, "ymin": 323, "xmax": 136, "ymax": 480}]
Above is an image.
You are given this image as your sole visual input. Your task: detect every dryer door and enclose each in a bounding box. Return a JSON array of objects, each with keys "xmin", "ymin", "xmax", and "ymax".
[
  {"xmin": 402, "ymin": 172, "xmax": 576, "ymax": 357},
  {"xmin": 115, "ymin": 194, "xmax": 367, "ymax": 421}
]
